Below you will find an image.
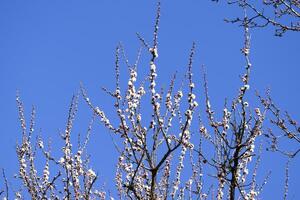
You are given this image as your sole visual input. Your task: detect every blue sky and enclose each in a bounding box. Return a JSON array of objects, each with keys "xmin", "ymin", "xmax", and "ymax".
[{"xmin": 0, "ymin": 1, "xmax": 299, "ymax": 199}]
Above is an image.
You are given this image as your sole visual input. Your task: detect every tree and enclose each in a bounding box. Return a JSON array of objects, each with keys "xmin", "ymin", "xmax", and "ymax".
[
  {"xmin": 1, "ymin": 1, "xmax": 299, "ymax": 200},
  {"xmin": 213, "ymin": 0, "xmax": 300, "ymax": 36}
]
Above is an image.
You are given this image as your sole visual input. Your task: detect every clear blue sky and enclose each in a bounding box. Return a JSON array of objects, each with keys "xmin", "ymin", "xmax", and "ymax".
[{"xmin": 0, "ymin": 1, "xmax": 299, "ymax": 199}]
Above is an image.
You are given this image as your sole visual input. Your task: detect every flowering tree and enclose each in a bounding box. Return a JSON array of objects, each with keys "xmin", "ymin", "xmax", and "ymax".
[{"xmin": 2, "ymin": 1, "xmax": 299, "ymax": 200}]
